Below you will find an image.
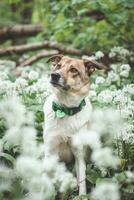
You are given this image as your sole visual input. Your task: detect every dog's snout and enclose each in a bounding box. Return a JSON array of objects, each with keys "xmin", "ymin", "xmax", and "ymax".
[{"xmin": 51, "ymin": 72, "xmax": 61, "ymax": 82}]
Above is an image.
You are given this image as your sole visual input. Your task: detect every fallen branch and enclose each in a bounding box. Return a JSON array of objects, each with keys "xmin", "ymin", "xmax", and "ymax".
[
  {"xmin": 0, "ymin": 24, "xmax": 43, "ymax": 40},
  {"xmin": 0, "ymin": 40, "xmax": 110, "ymax": 68},
  {"xmin": 0, "ymin": 40, "xmax": 91, "ymax": 56},
  {"xmin": 17, "ymin": 50, "xmax": 59, "ymax": 67},
  {"xmin": 18, "ymin": 51, "xmax": 109, "ymax": 71},
  {"xmin": 79, "ymin": 10, "xmax": 105, "ymax": 21}
]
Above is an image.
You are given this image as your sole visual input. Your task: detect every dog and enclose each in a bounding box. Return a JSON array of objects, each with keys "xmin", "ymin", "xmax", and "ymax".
[{"xmin": 43, "ymin": 55, "xmax": 105, "ymax": 196}]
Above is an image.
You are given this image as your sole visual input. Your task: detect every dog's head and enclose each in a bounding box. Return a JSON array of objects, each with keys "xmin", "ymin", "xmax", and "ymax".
[{"xmin": 47, "ymin": 55, "xmax": 105, "ymax": 97}]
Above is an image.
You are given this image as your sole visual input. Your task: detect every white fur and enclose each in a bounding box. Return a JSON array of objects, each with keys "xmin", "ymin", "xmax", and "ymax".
[{"xmin": 43, "ymin": 93, "xmax": 92, "ymax": 196}]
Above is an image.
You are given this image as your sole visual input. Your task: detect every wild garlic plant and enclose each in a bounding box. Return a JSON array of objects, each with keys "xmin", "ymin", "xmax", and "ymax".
[
  {"xmin": 0, "ymin": 96, "xmax": 76, "ymax": 200},
  {"xmin": 0, "ymin": 46, "xmax": 134, "ymax": 200}
]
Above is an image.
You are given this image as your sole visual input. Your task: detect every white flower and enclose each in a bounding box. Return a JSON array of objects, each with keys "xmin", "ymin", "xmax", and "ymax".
[
  {"xmin": 110, "ymin": 63, "xmax": 119, "ymax": 72},
  {"xmin": 4, "ymin": 126, "xmax": 21, "ymax": 145},
  {"xmin": 119, "ymin": 123, "xmax": 134, "ymax": 142},
  {"xmin": 95, "ymin": 51, "xmax": 104, "ymax": 59},
  {"xmin": 98, "ymin": 90, "xmax": 113, "ymax": 104},
  {"xmin": 107, "ymin": 71, "xmax": 119, "ymax": 82},
  {"xmin": 109, "ymin": 46, "xmax": 130, "ymax": 59},
  {"xmin": 119, "ymin": 48, "xmax": 130, "ymax": 57},
  {"xmin": 26, "ymin": 174, "xmax": 54, "ymax": 200},
  {"xmin": 89, "ymin": 90, "xmax": 97, "ymax": 101},
  {"xmin": 121, "ymin": 107, "xmax": 133, "ymax": 119},
  {"xmin": 21, "ymin": 127, "xmax": 37, "ymax": 156},
  {"xmin": 15, "ymin": 77, "xmax": 28, "ymax": 90},
  {"xmin": 16, "ymin": 156, "xmax": 43, "ymax": 179},
  {"xmin": 95, "ymin": 76, "xmax": 105, "ymax": 84},
  {"xmin": 0, "ymin": 60, "xmax": 16, "ymax": 69},
  {"xmin": 0, "ymin": 96, "xmax": 26, "ymax": 128},
  {"xmin": 91, "ymin": 147, "xmax": 119, "ymax": 168},
  {"xmin": 26, "ymin": 84, "xmax": 38, "ymax": 94},
  {"xmin": 0, "ymin": 165, "xmax": 14, "ymax": 192},
  {"xmin": 120, "ymin": 64, "xmax": 130, "ymax": 72},
  {"xmin": 0, "ymin": 72, "xmax": 8, "ymax": 80},
  {"xmin": 91, "ymin": 109, "xmax": 121, "ymax": 137},
  {"xmin": 43, "ymin": 155, "xmax": 76, "ymax": 192},
  {"xmin": 92, "ymin": 182, "xmax": 120, "ymax": 200},
  {"xmin": 113, "ymin": 90, "xmax": 128, "ymax": 105},
  {"xmin": 0, "ymin": 165, "xmax": 14, "ymax": 179},
  {"xmin": 110, "ymin": 85, "xmax": 117, "ymax": 91},
  {"xmin": 109, "ymin": 51, "xmax": 116, "ymax": 58},
  {"xmin": 28, "ymin": 70, "xmax": 39, "ymax": 81},
  {"xmin": 90, "ymin": 83, "xmax": 98, "ymax": 90},
  {"xmin": 59, "ymin": 172, "xmax": 76, "ymax": 192},
  {"xmin": 120, "ymin": 70, "xmax": 129, "ymax": 78},
  {"xmin": 43, "ymin": 155, "xmax": 60, "ymax": 174},
  {"xmin": 73, "ymin": 130, "xmax": 101, "ymax": 150},
  {"xmin": 0, "ymin": 80, "xmax": 14, "ymax": 95},
  {"xmin": 119, "ymin": 64, "xmax": 130, "ymax": 78},
  {"xmin": 125, "ymin": 171, "xmax": 134, "ymax": 182},
  {"xmin": 35, "ymin": 77, "xmax": 51, "ymax": 93},
  {"xmin": 123, "ymin": 84, "xmax": 134, "ymax": 95}
]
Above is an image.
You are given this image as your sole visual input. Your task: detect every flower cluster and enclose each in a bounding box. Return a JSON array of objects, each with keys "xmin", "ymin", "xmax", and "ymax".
[
  {"xmin": 0, "ymin": 95, "xmax": 76, "ymax": 199},
  {"xmin": 109, "ymin": 46, "xmax": 130, "ymax": 61},
  {"xmin": 0, "ymin": 46, "xmax": 133, "ymax": 200}
]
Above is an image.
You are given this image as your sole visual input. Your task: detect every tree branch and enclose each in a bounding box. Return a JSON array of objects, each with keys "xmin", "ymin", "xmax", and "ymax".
[
  {"xmin": 0, "ymin": 24, "xmax": 43, "ymax": 40},
  {"xmin": 17, "ymin": 50, "xmax": 59, "ymax": 67},
  {"xmin": 0, "ymin": 40, "xmax": 91, "ymax": 56},
  {"xmin": 80, "ymin": 10, "xmax": 105, "ymax": 21}
]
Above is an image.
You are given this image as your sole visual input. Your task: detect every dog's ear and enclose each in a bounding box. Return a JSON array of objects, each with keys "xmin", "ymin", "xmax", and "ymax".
[
  {"xmin": 83, "ymin": 59, "xmax": 106, "ymax": 76},
  {"xmin": 46, "ymin": 54, "xmax": 63, "ymax": 65}
]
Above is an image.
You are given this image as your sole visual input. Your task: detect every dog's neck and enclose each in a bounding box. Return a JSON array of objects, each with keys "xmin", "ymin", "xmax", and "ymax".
[
  {"xmin": 53, "ymin": 90, "xmax": 88, "ymax": 107},
  {"xmin": 52, "ymin": 83, "xmax": 90, "ymax": 107}
]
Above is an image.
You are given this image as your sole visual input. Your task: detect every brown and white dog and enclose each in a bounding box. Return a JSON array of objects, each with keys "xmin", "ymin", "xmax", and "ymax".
[{"xmin": 43, "ymin": 55, "xmax": 105, "ymax": 196}]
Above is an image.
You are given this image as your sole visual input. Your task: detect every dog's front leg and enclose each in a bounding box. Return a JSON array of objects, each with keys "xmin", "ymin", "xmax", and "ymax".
[{"xmin": 75, "ymin": 155, "xmax": 86, "ymax": 195}]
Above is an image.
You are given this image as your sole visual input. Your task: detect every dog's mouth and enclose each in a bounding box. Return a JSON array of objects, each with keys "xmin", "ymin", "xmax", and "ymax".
[
  {"xmin": 50, "ymin": 80, "xmax": 62, "ymax": 87},
  {"xmin": 50, "ymin": 80, "xmax": 70, "ymax": 91}
]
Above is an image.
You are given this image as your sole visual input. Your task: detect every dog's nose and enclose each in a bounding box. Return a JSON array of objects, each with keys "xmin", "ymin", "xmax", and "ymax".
[{"xmin": 51, "ymin": 72, "xmax": 61, "ymax": 82}]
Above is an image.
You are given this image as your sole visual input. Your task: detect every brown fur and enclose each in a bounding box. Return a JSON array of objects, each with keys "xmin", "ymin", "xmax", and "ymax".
[
  {"xmin": 48, "ymin": 55, "xmax": 105, "ymax": 95},
  {"xmin": 44, "ymin": 55, "xmax": 106, "ymax": 196}
]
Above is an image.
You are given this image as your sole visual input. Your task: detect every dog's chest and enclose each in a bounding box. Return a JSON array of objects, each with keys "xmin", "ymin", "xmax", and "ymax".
[{"xmin": 43, "ymin": 95, "xmax": 92, "ymax": 137}]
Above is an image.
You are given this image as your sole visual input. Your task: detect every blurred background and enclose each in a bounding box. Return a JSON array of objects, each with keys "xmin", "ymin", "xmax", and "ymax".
[
  {"xmin": 0, "ymin": 0, "xmax": 133, "ymax": 65},
  {"xmin": 0, "ymin": 1, "xmax": 134, "ymax": 200}
]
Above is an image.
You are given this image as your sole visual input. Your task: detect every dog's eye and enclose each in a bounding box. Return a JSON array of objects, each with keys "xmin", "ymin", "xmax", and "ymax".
[
  {"xmin": 57, "ymin": 64, "xmax": 61, "ymax": 68},
  {"xmin": 70, "ymin": 68, "xmax": 78, "ymax": 73}
]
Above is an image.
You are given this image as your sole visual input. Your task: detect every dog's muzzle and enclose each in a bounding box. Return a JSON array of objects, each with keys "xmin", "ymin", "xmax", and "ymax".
[
  {"xmin": 51, "ymin": 72, "xmax": 61, "ymax": 83},
  {"xmin": 50, "ymin": 72, "xmax": 70, "ymax": 90},
  {"xmin": 50, "ymin": 72, "xmax": 61, "ymax": 87}
]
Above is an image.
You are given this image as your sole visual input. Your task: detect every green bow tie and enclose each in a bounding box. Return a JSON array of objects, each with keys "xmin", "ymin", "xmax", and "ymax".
[{"xmin": 52, "ymin": 99, "xmax": 86, "ymax": 118}]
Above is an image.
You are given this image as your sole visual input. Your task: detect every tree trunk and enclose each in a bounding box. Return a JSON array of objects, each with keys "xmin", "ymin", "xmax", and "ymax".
[
  {"xmin": 21, "ymin": 0, "xmax": 33, "ymax": 24},
  {"xmin": 0, "ymin": 24, "xmax": 43, "ymax": 41}
]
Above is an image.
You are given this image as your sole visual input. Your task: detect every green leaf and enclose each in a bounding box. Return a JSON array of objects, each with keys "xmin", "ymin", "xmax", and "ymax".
[
  {"xmin": 86, "ymin": 169, "xmax": 101, "ymax": 184},
  {"xmin": 96, "ymin": 178, "xmax": 113, "ymax": 184},
  {"xmin": 116, "ymin": 172, "xmax": 127, "ymax": 183},
  {"xmin": 35, "ymin": 110, "xmax": 44, "ymax": 122},
  {"xmin": 0, "ymin": 152, "xmax": 16, "ymax": 165}
]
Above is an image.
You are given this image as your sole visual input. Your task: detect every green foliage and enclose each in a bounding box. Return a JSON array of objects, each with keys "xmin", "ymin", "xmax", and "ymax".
[
  {"xmin": 0, "ymin": 0, "xmax": 133, "ymax": 53},
  {"xmin": 0, "ymin": 0, "xmax": 134, "ymax": 199},
  {"xmin": 40, "ymin": 0, "xmax": 134, "ymax": 52},
  {"xmin": 0, "ymin": 0, "xmax": 33, "ymax": 26}
]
